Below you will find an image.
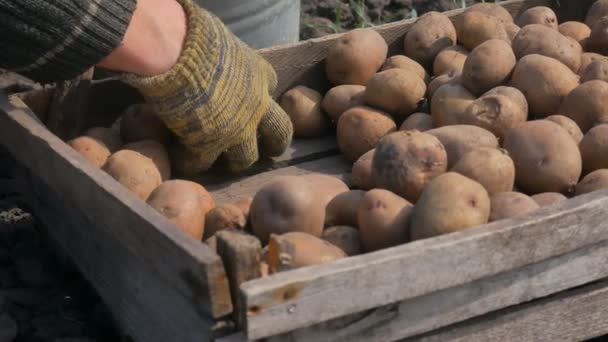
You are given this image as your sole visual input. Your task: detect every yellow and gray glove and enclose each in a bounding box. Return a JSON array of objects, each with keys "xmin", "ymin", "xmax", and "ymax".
[{"xmin": 123, "ymin": 0, "xmax": 293, "ymax": 175}]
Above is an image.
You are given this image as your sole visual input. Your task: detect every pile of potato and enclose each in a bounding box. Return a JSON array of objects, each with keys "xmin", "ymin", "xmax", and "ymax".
[{"xmin": 66, "ymin": 2, "xmax": 608, "ymax": 277}]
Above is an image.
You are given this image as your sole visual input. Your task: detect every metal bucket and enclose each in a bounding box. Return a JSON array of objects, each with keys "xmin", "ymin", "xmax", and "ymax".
[{"xmin": 195, "ymin": 0, "xmax": 301, "ymax": 49}]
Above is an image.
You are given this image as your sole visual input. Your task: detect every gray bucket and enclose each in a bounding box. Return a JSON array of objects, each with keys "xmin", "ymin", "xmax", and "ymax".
[{"xmin": 195, "ymin": 0, "xmax": 301, "ymax": 49}]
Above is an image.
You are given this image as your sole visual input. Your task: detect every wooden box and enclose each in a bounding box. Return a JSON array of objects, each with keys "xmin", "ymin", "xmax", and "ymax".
[{"xmin": 2, "ymin": 0, "xmax": 608, "ymax": 341}]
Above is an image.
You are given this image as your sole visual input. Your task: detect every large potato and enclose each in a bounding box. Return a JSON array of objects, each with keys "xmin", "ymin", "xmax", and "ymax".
[
  {"xmin": 452, "ymin": 147, "xmax": 515, "ymax": 195},
  {"xmin": 588, "ymin": 17, "xmax": 608, "ymax": 55},
  {"xmin": 503, "ymin": 120, "xmax": 582, "ymax": 194},
  {"xmin": 410, "ymin": 173, "xmax": 490, "ymax": 240},
  {"xmin": 382, "ymin": 55, "xmax": 428, "ymax": 81},
  {"xmin": 84, "ymin": 126, "xmax": 122, "ymax": 152},
  {"xmin": 147, "ymin": 180, "xmax": 215, "ymax": 240},
  {"xmin": 404, "ymin": 12, "xmax": 457, "ymax": 68},
  {"xmin": 321, "ymin": 85, "xmax": 366, "ymax": 122},
  {"xmin": 68, "ymin": 136, "xmax": 111, "ymax": 168},
  {"xmin": 322, "ymin": 226, "xmax": 362, "ymax": 256},
  {"xmin": 581, "ymin": 59, "xmax": 608, "ymax": 83},
  {"xmin": 123, "ymin": 140, "xmax": 171, "ymax": 181},
  {"xmin": 400, "ymin": 113, "xmax": 433, "ymax": 132},
  {"xmin": 586, "ymin": 0, "xmax": 608, "ymax": 28},
  {"xmin": 531, "ymin": 192, "xmax": 567, "ymax": 207},
  {"xmin": 280, "ymin": 86, "xmax": 328, "ymax": 138},
  {"xmin": 267, "ymin": 232, "xmax": 346, "ymax": 273},
  {"xmin": 462, "ymin": 39, "xmax": 516, "ymax": 95},
  {"xmin": 351, "ymin": 149, "xmax": 375, "ymax": 190},
  {"xmin": 455, "ymin": 10, "xmax": 509, "ymax": 50},
  {"xmin": 427, "ymin": 125, "xmax": 499, "ymax": 167},
  {"xmin": 545, "ymin": 115, "xmax": 584, "ymax": 144},
  {"xmin": 579, "ymin": 124, "xmax": 608, "ymax": 174},
  {"xmin": 560, "ymin": 80, "xmax": 608, "ymax": 133},
  {"xmin": 512, "ymin": 25, "xmax": 582, "ymax": 73},
  {"xmin": 489, "ymin": 192, "xmax": 539, "ymax": 222},
  {"xmin": 511, "ymin": 54, "xmax": 579, "ymax": 117},
  {"xmin": 559, "ymin": 22, "xmax": 591, "ymax": 48},
  {"xmin": 575, "ymin": 169, "xmax": 608, "ymax": 196},
  {"xmin": 358, "ymin": 189, "xmax": 413, "ymax": 251},
  {"xmin": 325, "ymin": 190, "xmax": 366, "ymax": 227},
  {"xmin": 468, "ymin": 3, "xmax": 514, "ymax": 24},
  {"xmin": 337, "ymin": 106, "xmax": 396, "ymax": 161},
  {"xmin": 364, "ymin": 69, "xmax": 426, "ymax": 120},
  {"xmin": 120, "ymin": 103, "xmax": 171, "ymax": 144},
  {"xmin": 515, "ymin": 6, "xmax": 558, "ymax": 30},
  {"xmin": 326, "ymin": 29, "xmax": 388, "ymax": 85},
  {"xmin": 372, "ymin": 131, "xmax": 448, "ymax": 202},
  {"xmin": 433, "ymin": 46, "xmax": 469, "ymax": 77},
  {"xmin": 431, "ymin": 83, "xmax": 476, "ymax": 127},
  {"xmin": 103, "ymin": 150, "xmax": 162, "ymax": 200}
]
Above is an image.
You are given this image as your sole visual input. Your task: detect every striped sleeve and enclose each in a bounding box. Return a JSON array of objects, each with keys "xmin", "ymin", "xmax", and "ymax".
[{"xmin": 0, "ymin": 0, "xmax": 136, "ymax": 83}]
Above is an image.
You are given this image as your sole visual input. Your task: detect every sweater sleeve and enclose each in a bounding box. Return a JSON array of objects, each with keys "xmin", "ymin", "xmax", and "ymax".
[{"xmin": 0, "ymin": 0, "xmax": 136, "ymax": 83}]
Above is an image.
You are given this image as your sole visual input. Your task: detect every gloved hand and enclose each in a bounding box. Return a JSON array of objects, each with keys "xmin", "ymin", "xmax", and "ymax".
[{"xmin": 122, "ymin": 0, "xmax": 293, "ymax": 175}]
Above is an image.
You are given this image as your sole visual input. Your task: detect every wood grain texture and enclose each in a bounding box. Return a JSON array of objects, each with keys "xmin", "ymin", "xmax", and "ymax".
[{"xmin": 0, "ymin": 94, "xmax": 233, "ymax": 320}]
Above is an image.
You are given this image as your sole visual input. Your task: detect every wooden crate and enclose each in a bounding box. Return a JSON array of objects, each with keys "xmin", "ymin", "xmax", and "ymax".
[{"xmin": 1, "ymin": 0, "xmax": 607, "ymax": 341}]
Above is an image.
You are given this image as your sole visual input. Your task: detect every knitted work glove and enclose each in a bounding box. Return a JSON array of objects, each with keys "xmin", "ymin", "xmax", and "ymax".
[{"xmin": 122, "ymin": 0, "xmax": 293, "ymax": 174}]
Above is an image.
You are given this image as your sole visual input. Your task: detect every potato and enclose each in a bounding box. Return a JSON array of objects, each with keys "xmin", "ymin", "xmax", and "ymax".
[
  {"xmin": 280, "ymin": 86, "xmax": 328, "ymax": 138},
  {"xmin": 511, "ymin": 54, "xmax": 580, "ymax": 117},
  {"xmin": 545, "ymin": 115, "xmax": 584, "ymax": 143},
  {"xmin": 512, "ymin": 25, "xmax": 583, "ymax": 73},
  {"xmin": 103, "ymin": 150, "xmax": 162, "ymax": 200},
  {"xmin": 515, "ymin": 6, "xmax": 558, "ymax": 30},
  {"xmin": 147, "ymin": 180, "xmax": 214, "ymax": 240},
  {"xmin": 427, "ymin": 72, "xmax": 461, "ymax": 99},
  {"xmin": 489, "ymin": 192, "xmax": 539, "ymax": 222},
  {"xmin": 400, "ymin": 112, "xmax": 433, "ymax": 132},
  {"xmin": 372, "ymin": 131, "xmax": 448, "ymax": 202},
  {"xmin": 321, "ymin": 85, "xmax": 366, "ymax": 122},
  {"xmin": 503, "ymin": 120, "xmax": 582, "ymax": 194},
  {"xmin": 451, "ymin": 147, "xmax": 515, "ymax": 195},
  {"xmin": 427, "ymin": 125, "xmax": 499, "ymax": 167},
  {"xmin": 326, "ymin": 29, "xmax": 388, "ymax": 85},
  {"xmin": 68, "ymin": 136, "xmax": 111, "ymax": 168},
  {"xmin": 462, "ymin": 39, "xmax": 516, "ymax": 95},
  {"xmin": 322, "ymin": 226, "xmax": 362, "ymax": 256},
  {"xmin": 433, "ymin": 46, "xmax": 469, "ymax": 77},
  {"xmin": 468, "ymin": 3, "xmax": 514, "ymax": 24},
  {"xmin": 120, "ymin": 103, "xmax": 171, "ymax": 144},
  {"xmin": 325, "ymin": 190, "xmax": 365, "ymax": 227},
  {"xmin": 232, "ymin": 197, "xmax": 253, "ymax": 218},
  {"xmin": 455, "ymin": 10, "xmax": 509, "ymax": 50},
  {"xmin": 560, "ymin": 80, "xmax": 608, "ymax": 133},
  {"xmin": 588, "ymin": 17, "xmax": 608, "ymax": 55},
  {"xmin": 358, "ymin": 189, "xmax": 413, "ymax": 251},
  {"xmin": 364, "ymin": 69, "xmax": 426, "ymax": 120},
  {"xmin": 250, "ymin": 174, "xmax": 348, "ymax": 243},
  {"xmin": 559, "ymin": 22, "xmax": 591, "ymax": 48},
  {"xmin": 531, "ymin": 192, "xmax": 568, "ymax": 207},
  {"xmin": 84, "ymin": 126, "xmax": 122, "ymax": 152},
  {"xmin": 575, "ymin": 169, "xmax": 608, "ymax": 195},
  {"xmin": 431, "ymin": 83, "xmax": 476, "ymax": 127},
  {"xmin": 581, "ymin": 59, "xmax": 608, "ymax": 83},
  {"xmin": 352, "ymin": 149, "xmax": 375, "ymax": 190},
  {"xmin": 123, "ymin": 140, "xmax": 171, "ymax": 181},
  {"xmin": 267, "ymin": 232, "xmax": 346, "ymax": 273},
  {"xmin": 579, "ymin": 124, "xmax": 608, "ymax": 174},
  {"xmin": 381, "ymin": 55, "xmax": 428, "ymax": 81},
  {"xmin": 336, "ymin": 106, "xmax": 396, "ymax": 161},
  {"xmin": 505, "ymin": 23, "xmax": 521, "ymax": 42},
  {"xmin": 485, "ymin": 86, "xmax": 529, "ymax": 114},
  {"xmin": 203, "ymin": 204, "xmax": 247, "ymax": 240},
  {"xmin": 579, "ymin": 53, "xmax": 607, "ymax": 77},
  {"xmin": 410, "ymin": 172, "xmax": 490, "ymax": 240},
  {"xmin": 404, "ymin": 12, "xmax": 457, "ymax": 68},
  {"xmin": 586, "ymin": 0, "xmax": 608, "ymax": 28}
]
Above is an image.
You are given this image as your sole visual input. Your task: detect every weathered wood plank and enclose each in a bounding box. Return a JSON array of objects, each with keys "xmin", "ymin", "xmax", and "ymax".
[
  {"xmin": 242, "ymin": 187, "xmax": 608, "ymax": 339},
  {"xmin": 0, "ymin": 94, "xmax": 233, "ymax": 319}
]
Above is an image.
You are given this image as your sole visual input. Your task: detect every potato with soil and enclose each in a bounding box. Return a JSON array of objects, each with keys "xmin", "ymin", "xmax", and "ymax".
[
  {"xmin": 103, "ymin": 150, "xmax": 162, "ymax": 200},
  {"xmin": 410, "ymin": 172, "xmax": 491, "ymax": 240},
  {"xmin": 267, "ymin": 232, "xmax": 346, "ymax": 273},
  {"xmin": 404, "ymin": 12, "xmax": 457, "ymax": 68},
  {"xmin": 203, "ymin": 204, "xmax": 247, "ymax": 240},
  {"xmin": 364, "ymin": 68, "xmax": 426, "ymax": 120},
  {"xmin": 372, "ymin": 131, "xmax": 448, "ymax": 202},
  {"xmin": 427, "ymin": 125, "xmax": 499, "ymax": 168},
  {"xmin": 560, "ymin": 80, "xmax": 608, "ymax": 133},
  {"xmin": 545, "ymin": 115, "xmax": 584, "ymax": 143},
  {"xmin": 280, "ymin": 86, "xmax": 328, "ymax": 138},
  {"xmin": 431, "ymin": 83, "xmax": 476, "ymax": 127},
  {"xmin": 468, "ymin": 3, "xmax": 514, "ymax": 24},
  {"xmin": 512, "ymin": 25, "xmax": 582, "ymax": 73},
  {"xmin": 325, "ymin": 190, "xmax": 365, "ymax": 227},
  {"xmin": 576, "ymin": 169, "xmax": 608, "ymax": 196},
  {"xmin": 123, "ymin": 140, "xmax": 171, "ymax": 181},
  {"xmin": 515, "ymin": 6, "xmax": 558, "ymax": 30},
  {"xmin": 586, "ymin": 0, "xmax": 608, "ymax": 28},
  {"xmin": 382, "ymin": 55, "xmax": 428, "ymax": 81},
  {"xmin": 451, "ymin": 147, "xmax": 515, "ymax": 195},
  {"xmin": 531, "ymin": 192, "xmax": 568, "ymax": 207},
  {"xmin": 84, "ymin": 126, "xmax": 122, "ymax": 152},
  {"xmin": 579, "ymin": 124, "xmax": 608, "ymax": 174},
  {"xmin": 503, "ymin": 120, "xmax": 582, "ymax": 194},
  {"xmin": 337, "ymin": 106, "xmax": 396, "ymax": 161},
  {"xmin": 455, "ymin": 10, "xmax": 509, "ymax": 50},
  {"xmin": 351, "ymin": 149, "xmax": 375, "ymax": 190},
  {"xmin": 322, "ymin": 226, "xmax": 362, "ymax": 256},
  {"xmin": 400, "ymin": 113, "xmax": 433, "ymax": 132},
  {"xmin": 120, "ymin": 103, "xmax": 171, "ymax": 144},
  {"xmin": 68, "ymin": 136, "xmax": 111, "ymax": 168},
  {"xmin": 559, "ymin": 22, "xmax": 591, "ymax": 48},
  {"xmin": 433, "ymin": 46, "xmax": 469, "ymax": 77},
  {"xmin": 358, "ymin": 189, "xmax": 413, "ymax": 251},
  {"xmin": 321, "ymin": 85, "xmax": 365, "ymax": 122},
  {"xmin": 489, "ymin": 192, "xmax": 539, "ymax": 222},
  {"xmin": 588, "ymin": 17, "xmax": 608, "ymax": 56},
  {"xmin": 427, "ymin": 72, "xmax": 461, "ymax": 99},
  {"xmin": 581, "ymin": 59, "xmax": 608, "ymax": 83},
  {"xmin": 462, "ymin": 39, "xmax": 516, "ymax": 95},
  {"xmin": 147, "ymin": 180, "xmax": 215, "ymax": 240},
  {"xmin": 326, "ymin": 29, "xmax": 388, "ymax": 85},
  {"xmin": 511, "ymin": 54, "xmax": 579, "ymax": 117}
]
